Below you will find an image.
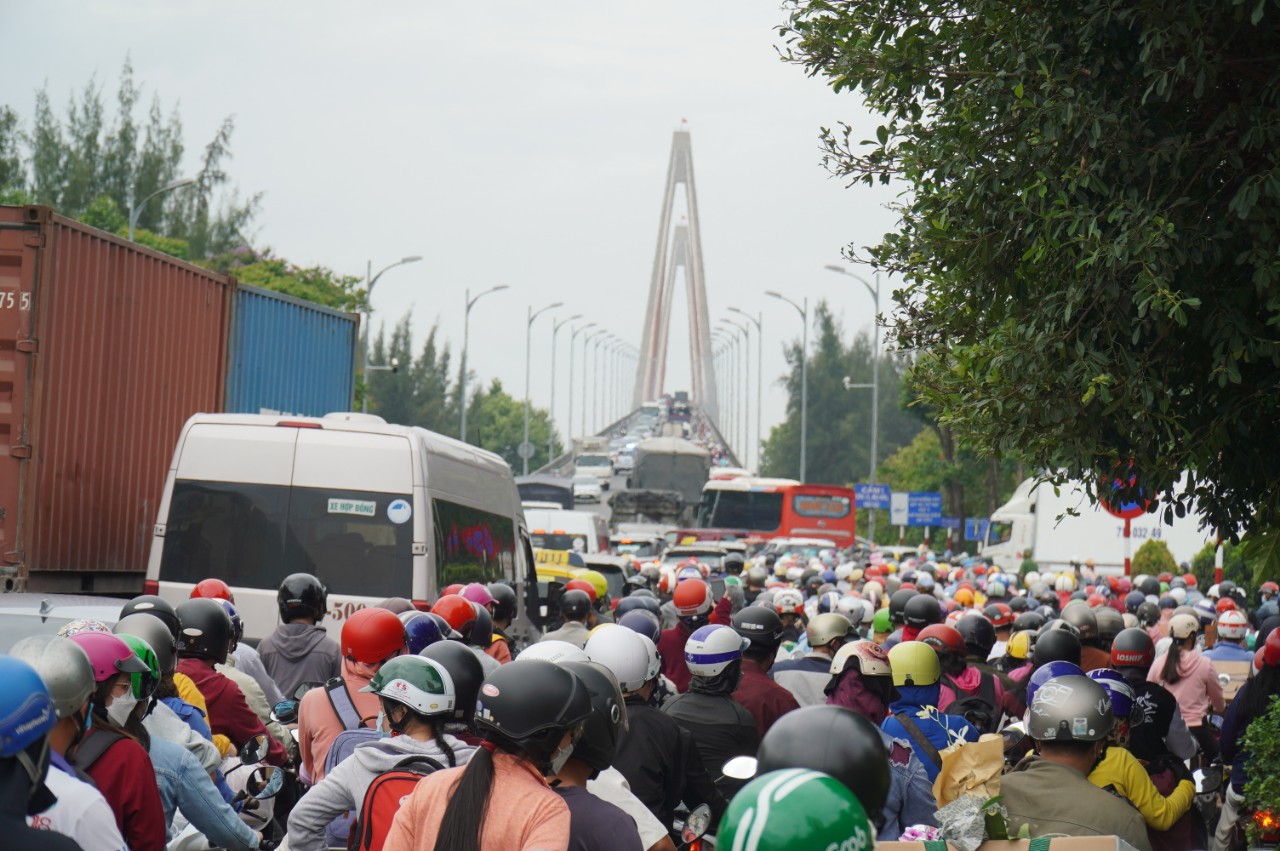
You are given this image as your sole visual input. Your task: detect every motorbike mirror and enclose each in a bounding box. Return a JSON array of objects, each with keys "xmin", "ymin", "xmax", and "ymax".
[
  {"xmin": 722, "ymin": 755, "xmax": 759, "ymax": 780},
  {"xmin": 1001, "ymin": 721, "xmax": 1027, "ymax": 752},
  {"xmin": 249, "ymin": 765, "xmax": 285, "ymax": 800},
  {"xmin": 294, "ymin": 682, "xmax": 319, "ymax": 701},
  {"xmin": 239, "ymin": 733, "xmax": 268, "ymax": 764},
  {"xmin": 1193, "ymin": 768, "xmax": 1221, "ymax": 795},
  {"xmin": 682, "ymin": 803, "xmax": 713, "ymax": 843},
  {"xmin": 1218, "ymin": 672, "xmax": 1231, "ymax": 687},
  {"xmin": 272, "ymin": 699, "xmax": 299, "ymax": 725}
]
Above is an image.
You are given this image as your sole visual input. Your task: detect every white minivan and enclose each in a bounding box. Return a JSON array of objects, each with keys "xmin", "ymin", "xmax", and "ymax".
[{"xmin": 145, "ymin": 412, "xmax": 541, "ymax": 643}]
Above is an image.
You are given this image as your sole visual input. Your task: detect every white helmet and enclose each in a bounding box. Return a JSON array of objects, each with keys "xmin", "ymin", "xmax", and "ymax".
[
  {"xmin": 585, "ymin": 626, "xmax": 654, "ymax": 692},
  {"xmin": 1025, "ymin": 571, "xmax": 1041, "ymax": 586},
  {"xmin": 785, "ymin": 566, "xmax": 805, "ymax": 583},
  {"xmin": 834, "ymin": 563, "xmax": 855, "ymax": 582},
  {"xmin": 1169, "ymin": 587, "xmax": 1187, "ymax": 606},
  {"xmin": 1217, "ymin": 609, "xmax": 1249, "ymax": 641},
  {"xmin": 634, "ymin": 634, "xmax": 662, "ymax": 683},
  {"xmin": 519, "ymin": 640, "xmax": 589, "ymax": 665},
  {"xmin": 836, "ymin": 595, "xmax": 863, "ymax": 620},
  {"xmin": 773, "ymin": 588, "xmax": 805, "ymax": 616},
  {"xmin": 684, "ymin": 625, "xmax": 749, "ymax": 677},
  {"xmin": 1055, "ymin": 573, "xmax": 1077, "ymax": 592}
]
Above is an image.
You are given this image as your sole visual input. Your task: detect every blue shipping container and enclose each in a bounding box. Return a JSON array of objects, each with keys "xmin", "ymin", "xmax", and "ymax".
[{"xmin": 225, "ymin": 284, "xmax": 359, "ymax": 416}]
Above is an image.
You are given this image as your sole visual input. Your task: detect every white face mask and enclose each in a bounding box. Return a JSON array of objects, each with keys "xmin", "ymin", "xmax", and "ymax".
[{"xmin": 107, "ymin": 691, "xmax": 139, "ymax": 726}]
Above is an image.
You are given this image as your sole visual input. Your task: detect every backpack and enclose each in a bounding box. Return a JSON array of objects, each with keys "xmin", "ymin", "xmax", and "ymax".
[
  {"xmin": 70, "ymin": 729, "xmax": 125, "ymax": 773},
  {"xmin": 941, "ymin": 671, "xmax": 1002, "ymax": 734},
  {"xmin": 323, "ymin": 677, "xmax": 379, "ymax": 847},
  {"xmin": 348, "ymin": 755, "xmax": 445, "ymax": 851}
]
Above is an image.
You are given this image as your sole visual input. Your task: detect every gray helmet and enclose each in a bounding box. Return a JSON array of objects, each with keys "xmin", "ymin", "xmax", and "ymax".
[
  {"xmin": 1093, "ymin": 608, "xmax": 1124, "ymax": 644},
  {"xmin": 10, "ymin": 635, "xmax": 95, "ymax": 719},
  {"xmin": 1060, "ymin": 604, "xmax": 1098, "ymax": 642},
  {"xmin": 747, "ymin": 566, "xmax": 768, "ymax": 585},
  {"xmin": 114, "ymin": 613, "xmax": 178, "ymax": 676},
  {"xmin": 1026, "ymin": 674, "xmax": 1113, "ymax": 742}
]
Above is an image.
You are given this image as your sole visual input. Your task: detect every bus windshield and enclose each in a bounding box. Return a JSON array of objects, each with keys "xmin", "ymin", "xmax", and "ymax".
[{"xmin": 700, "ymin": 489, "xmax": 784, "ymax": 532}]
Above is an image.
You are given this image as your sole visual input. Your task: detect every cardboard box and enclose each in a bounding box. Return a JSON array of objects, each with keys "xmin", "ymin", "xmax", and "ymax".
[
  {"xmin": 878, "ymin": 838, "xmax": 1140, "ymax": 851},
  {"xmin": 1213, "ymin": 660, "xmax": 1251, "ymax": 701}
]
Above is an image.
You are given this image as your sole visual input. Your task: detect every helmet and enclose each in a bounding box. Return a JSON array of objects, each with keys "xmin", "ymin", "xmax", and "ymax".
[
  {"xmin": 9, "ymin": 636, "xmax": 94, "ymax": 719},
  {"xmin": 278, "ymin": 573, "xmax": 327, "ymax": 623},
  {"xmin": 401, "ymin": 612, "xmax": 447, "ymax": 655},
  {"xmin": 806, "ymin": 613, "xmax": 853, "ymax": 649},
  {"xmin": 378, "ymin": 597, "xmax": 415, "ymax": 615},
  {"xmin": 419, "ymin": 640, "xmax": 485, "ymax": 724},
  {"xmin": 829, "ymin": 640, "xmax": 892, "ymax": 678},
  {"xmin": 119, "ymin": 595, "xmax": 181, "ymax": 641},
  {"xmin": 984, "ymin": 603, "xmax": 1013, "ymax": 628},
  {"xmin": 558, "ymin": 661, "xmax": 627, "ymax": 775},
  {"xmin": 1094, "ymin": 608, "xmax": 1124, "ymax": 644},
  {"xmin": 888, "ymin": 589, "xmax": 917, "ymax": 625},
  {"xmin": 1135, "ymin": 601, "xmax": 1161, "ymax": 627},
  {"xmin": 673, "ymin": 579, "xmax": 713, "ymax": 617},
  {"xmin": 1111, "ymin": 628, "xmax": 1156, "ymax": 670},
  {"xmin": 1123, "ymin": 590, "xmax": 1146, "ymax": 614},
  {"xmin": 773, "ymin": 588, "xmax": 804, "ymax": 616},
  {"xmin": 1217, "ymin": 610, "xmax": 1249, "ymax": 641},
  {"xmin": 113, "ymin": 613, "xmax": 177, "ymax": 675},
  {"xmin": 559, "ymin": 589, "xmax": 594, "ymax": 621},
  {"xmin": 564, "ymin": 579, "xmax": 599, "ymax": 603},
  {"xmin": 577, "ymin": 570, "xmax": 610, "ymax": 602},
  {"xmin": 488, "ymin": 582, "xmax": 517, "ymax": 621},
  {"xmin": 585, "ymin": 626, "xmax": 655, "ymax": 692},
  {"xmin": 1013, "ymin": 611, "xmax": 1047, "ymax": 633},
  {"xmin": 1168, "ymin": 613, "xmax": 1199, "ymax": 640},
  {"xmin": 432, "ymin": 595, "xmax": 479, "ymax": 635},
  {"xmin": 0, "ymin": 656, "xmax": 57, "ymax": 757},
  {"xmin": 190, "ymin": 578, "xmax": 234, "ymax": 602},
  {"xmin": 918, "ymin": 624, "xmax": 965, "ymax": 657},
  {"xmin": 1033, "ymin": 628, "xmax": 1081, "ymax": 667},
  {"xmin": 1008, "ymin": 595, "xmax": 1030, "ymax": 613},
  {"xmin": 1261, "ymin": 581, "xmax": 1279, "ymax": 599},
  {"xmin": 1087, "ymin": 669, "xmax": 1136, "ymax": 723},
  {"xmin": 617, "ymin": 610, "xmax": 662, "ymax": 644},
  {"xmin": 217, "ymin": 600, "xmax": 245, "ymax": 649},
  {"xmin": 1264, "ymin": 629, "xmax": 1280, "ymax": 668},
  {"xmin": 903, "ymin": 594, "xmax": 943, "ymax": 629},
  {"xmin": 1061, "ymin": 604, "xmax": 1098, "ymax": 641},
  {"xmin": 361, "ymin": 655, "xmax": 455, "ymax": 716},
  {"xmin": 1005, "ymin": 629, "xmax": 1032, "ymax": 661},
  {"xmin": 888, "ymin": 640, "xmax": 941, "ymax": 686},
  {"xmin": 1025, "ymin": 660, "xmax": 1085, "ymax": 708},
  {"xmin": 1194, "ymin": 597, "xmax": 1219, "ymax": 624},
  {"xmin": 717, "ymin": 769, "xmax": 874, "ymax": 851},
  {"xmin": 987, "ymin": 580, "xmax": 1006, "ymax": 598},
  {"xmin": 723, "ymin": 552, "xmax": 746, "ymax": 575},
  {"xmin": 615, "ymin": 595, "xmax": 661, "ymax": 620},
  {"xmin": 175, "ymin": 598, "xmax": 234, "ymax": 664},
  {"xmin": 66, "ymin": 631, "xmax": 150, "ymax": 683},
  {"xmin": 520, "ymin": 641, "xmax": 590, "ymax": 665},
  {"xmin": 473, "ymin": 660, "xmax": 592, "ymax": 775},
  {"xmin": 118, "ymin": 634, "xmax": 161, "ymax": 700},
  {"xmin": 684, "ymin": 625, "xmax": 749, "ymax": 677},
  {"xmin": 1158, "ymin": 595, "xmax": 1177, "ymax": 610},
  {"xmin": 757, "ymin": 705, "xmax": 891, "ymax": 816},
  {"xmin": 341, "ymin": 607, "xmax": 406, "ymax": 665},
  {"xmin": 732, "ymin": 606, "xmax": 784, "ymax": 649},
  {"xmin": 1026, "ymin": 675, "xmax": 1112, "ymax": 742},
  {"xmin": 816, "ymin": 591, "xmax": 842, "ymax": 615},
  {"xmin": 872, "ymin": 607, "xmax": 891, "ymax": 634},
  {"xmin": 1169, "ymin": 587, "xmax": 1187, "ymax": 606},
  {"xmin": 1055, "ymin": 574, "xmax": 1077, "ymax": 593},
  {"xmin": 1216, "ymin": 597, "xmax": 1238, "ymax": 614},
  {"xmin": 956, "ymin": 615, "xmax": 997, "ymax": 658},
  {"xmin": 460, "ymin": 583, "xmax": 496, "ymax": 609},
  {"xmin": 746, "ymin": 566, "xmax": 768, "ymax": 586},
  {"xmin": 954, "ymin": 587, "xmax": 975, "ymax": 608}
]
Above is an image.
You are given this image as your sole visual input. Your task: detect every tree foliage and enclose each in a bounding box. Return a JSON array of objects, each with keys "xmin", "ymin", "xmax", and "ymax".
[
  {"xmin": 1188, "ymin": 539, "xmax": 1266, "ymax": 593},
  {"xmin": 1131, "ymin": 539, "xmax": 1177, "ymax": 576},
  {"xmin": 465, "ymin": 378, "xmax": 563, "ymax": 472},
  {"xmin": 760, "ymin": 300, "xmax": 921, "ymax": 484},
  {"xmin": 779, "ymin": 1, "xmax": 1280, "ymax": 562}
]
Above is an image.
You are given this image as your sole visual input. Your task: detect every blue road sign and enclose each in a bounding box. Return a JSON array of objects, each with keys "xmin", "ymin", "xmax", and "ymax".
[
  {"xmin": 965, "ymin": 517, "xmax": 991, "ymax": 542},
  {"xmin": 906, "ymin": 492, "xmax": 943, "ymax": 526},
  {"xmin": 940, "ymin": 516, "xmax": 961, "ymax": 530},
  {"xmin": 855, "ymin": 484, "xmax": 891, "ymax": 510}
]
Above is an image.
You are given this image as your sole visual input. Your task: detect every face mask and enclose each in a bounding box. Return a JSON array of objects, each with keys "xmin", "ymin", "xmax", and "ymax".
[
  {"xmin": 376, "ymin": 710, "xmax": 391, "ymax": 739},
  {"xmin": 107, "ymin": 691, "xmax": 139, "ymax": 727},
  {"xmin": 546, "ymin": 739, "xmax": 576, "ymax": 776}
]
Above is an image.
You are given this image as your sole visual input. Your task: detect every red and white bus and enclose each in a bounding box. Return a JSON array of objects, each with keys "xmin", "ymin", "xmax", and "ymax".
[{"xmin": 696, "ymin": 477, "xmax": 856, "ymax": 544}]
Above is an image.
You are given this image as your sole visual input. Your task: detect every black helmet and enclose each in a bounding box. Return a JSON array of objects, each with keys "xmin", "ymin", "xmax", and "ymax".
[
  {"xmin": 1008, "ymin": 595, "xmax": 1031, "ymax": 613},
  {"xmin": 175, "ymin": 598, "xmax": 233, "ymax": 665},
  {"xmin": 466, "ymin": 603, "xmax": 494, "ymax": 649},
  {"xmin": 559, "ymin": 661, "xmax": 628, "ymax": 777},
  {"xmin": 888, "ymin": 589, "xmax": 918, "ymax": 626},
  {"xmin": 615, "ymin": 595, "xmax": 662, "ymax": 620},
  {"xmin": 1124, "ymin": 590, "xmax": 1147, "ymax": 614},
  {"xmin": 560, "ymin": 590, "xmax": 593, "ymax": 621},
  {"xmin": 113, "ymin": 613, "xmax": 178, "ymax": 676},
  {"xmin": 1060, "ymin": 604, "xmax": 1098, "ymax": 642},
  {"xmin": 903, "ymin": 594, "xmax": 943, "ymax": 629},
  {"xmin": 487, "ymin": 582, "xmax": 517, "ymax": 621},
  {"xmin": 723, "ymin": 552, "xmax": 745, "ymax": 575},
  {"xmin": 1013, "ymin": 611, "xmax": 1046, "ymax": 633},
  {"xmin": 1094, "ymin": 607, "xmax": 1124, "ymax": 646},
  {"xmin": 474, "ymin": 660, "xmax": 592, "ymax": 775},
  {"xmin": 278, "ymin": 573, "xmax": 327, "ymax": 623},
  {"xmin": 419, "ymin": 640, "xmax": 484, "ymax": 726},
  {"xmin": 732, "ymin": 606, "xmax": 784, "ymax": 650},
  {"xmin": 1032, "ymin": 627, "xmax": 1081, "ymax": 667},
  {"xmin": 120, "ymin": 595, "xmax": 181, "ymax": 642},
  {"xmin": 757, "ymin": 705, "xmax": 891, "ymax": 819},
  {"xmin": 1137, "ymin": 576, "xmax": 1160, "ymax": 597},
  {"xmin": 1136, "ymin": 601, "xmax": 1160, "ymax": 627},
  {"xmin": 956, "ymin": 614, "xmax": 996, "ymax": 659}
]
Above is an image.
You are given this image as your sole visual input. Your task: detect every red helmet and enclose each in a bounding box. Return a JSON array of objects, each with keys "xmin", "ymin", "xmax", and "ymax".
[
  {"xmin": 973, "ymin": 565, "xmax": 988, "ymax": 576},
  {"xmin": 340, "ymin": 607, "xmax": 405, "ymax": 665},
  {"xmin": 1157, "ymin": 572, "xmax": 1173, "ymax": 584},
  {"xmin": 564, "ymin": 579, "xmax": 598, "ymax": 602},
  {"xmin": 1261, "ymin": 581, "xmax": 1279, "ymax": 596},
  {"xmin": 1216, "ymin": 597, "xmax": 1238, "ymax": 613},
  {"xmin": 672, "ymin": 579, "xmax": 713, "ymax": 617},
  {"xmin": 441, "ymin": 584, "xmax": 465, "ymax": 598},
  {"xmin": 1183, "ymin": 574, "xmax": 1197, "ymax": 588},
  {"xmin": 918, "ymin": 624, "xmax": 964, "ymax": 656},
  {"xmin": 190, "ymin": 578, "xmax": 235, "ymax": 603},
  {"xmin": 1087, "ymin": 594, "xmax": 1105, "ymax": 608},
  {"xmin": 431, "ymin": 594, "xmax": 479, "ymax": 634},
  {"xmin": 1265, "ymin": 629, "xmax": 1280, "ymax": 668}
]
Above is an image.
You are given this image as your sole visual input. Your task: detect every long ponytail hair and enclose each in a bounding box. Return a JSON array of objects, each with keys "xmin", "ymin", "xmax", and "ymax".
[
  {"xmin": 1161, "ymin": 635, "xmax": 1192, "ymax": 684},
  {"xmin": 433, "ymin": 743, "xmax": 497, "ymax": 851}
]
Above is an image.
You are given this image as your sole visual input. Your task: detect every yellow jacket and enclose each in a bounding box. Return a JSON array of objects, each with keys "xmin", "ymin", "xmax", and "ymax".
[{"xmin": 1088, "ymin": 746, "xmax": 1194, "ymax": 831}]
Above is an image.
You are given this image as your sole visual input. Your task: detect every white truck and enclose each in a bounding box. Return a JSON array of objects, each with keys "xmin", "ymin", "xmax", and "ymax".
[{"xmin": 983, "ymin": 475, "xmax": 1217, "ymax": 574}]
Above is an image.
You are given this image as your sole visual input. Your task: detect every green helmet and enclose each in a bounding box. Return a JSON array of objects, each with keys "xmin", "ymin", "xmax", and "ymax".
[
  {"xmin": 872, "ymin": 607, "xmax": 891, "ymax": 634},
  {"xmin": 718, "ymin": 768, "xmax": 875, "ymax": 851},
  {"xmin": 119, "ymin": 633, "xmax": 161, "ymax": 700},
  {"xmin": 359, "ymin": 655, "xmax": 456, "ymax": 716}
]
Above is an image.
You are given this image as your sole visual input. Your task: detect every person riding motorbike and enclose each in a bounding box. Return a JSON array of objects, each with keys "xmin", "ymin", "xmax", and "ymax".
[
  {"xmin": 1147, "ymin": 613, "xmax": 1224, "ymax": 765},
  {"xmin": 729, "ymin": 607, "xmax": 801, "ymax": 737},
  {"xmin": 1108, "ymin": 628, "xmax": 1197, "ymax": 763},
  {"xmin": 190, "ymin": 579, "xmax": 284, "ymax": 706},
  {"xmin": 257, "ymin": 573, "xmax": 343, "ymax": 702},
  {"xmin": 881, "ymin": 640, "xmax": 980, "ymax": 782},
  {"xmin": 1213, "ymin": 629, "xmax": 1280, "ymax": 851},
  {"xmin": 772, "ymin": 612, "xmax": 855, "ymax": 707}
]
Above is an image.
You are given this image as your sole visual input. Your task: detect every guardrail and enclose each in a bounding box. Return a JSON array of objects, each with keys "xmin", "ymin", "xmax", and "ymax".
[{"xmin": 532, "ymin": 410, "xmax": 642, "ymax": 476}]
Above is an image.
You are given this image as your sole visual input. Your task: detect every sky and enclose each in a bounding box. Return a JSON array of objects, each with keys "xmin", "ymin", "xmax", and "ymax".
[{"xmin": 1, "ymin": 1, "xmax": 901, "ymax": 469}]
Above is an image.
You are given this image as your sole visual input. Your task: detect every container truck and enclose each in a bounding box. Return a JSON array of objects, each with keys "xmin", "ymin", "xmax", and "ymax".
[{"xmin": 983, "ymin": 475, "xmax": 1217, "ymax": 574}]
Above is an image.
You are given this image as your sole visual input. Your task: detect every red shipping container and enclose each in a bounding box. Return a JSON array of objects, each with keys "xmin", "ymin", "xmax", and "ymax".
[{"xmin": 0, "ymin": 205, "xmax": 232, "ymax": 592}]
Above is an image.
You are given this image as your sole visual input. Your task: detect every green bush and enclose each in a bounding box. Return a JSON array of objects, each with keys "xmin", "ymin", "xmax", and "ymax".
[
  {"xmin": 1189, "ymin": 540, "xmax": 1260, "ymax": 596},
  {"xmin": 1131, "ymin": 539, "xmax": 1177, "ymax": 577},
  {"xmin": 1244, "ymin": 697, "xmax": 1280, "ymax": 846}
]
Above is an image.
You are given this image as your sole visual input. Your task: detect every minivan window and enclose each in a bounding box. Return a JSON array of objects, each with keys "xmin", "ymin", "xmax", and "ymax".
[
  {"xmin": 159, "ymin": 481, "xmax": 413, "ymax": 598},
  {"xmin": 433, "ymin": 498, "xmax": 516, "ymax": 588}
]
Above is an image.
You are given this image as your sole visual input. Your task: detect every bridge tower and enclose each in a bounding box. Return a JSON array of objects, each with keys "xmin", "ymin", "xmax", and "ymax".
[{"xmin": 632, "ymin": 129, "xmax": 718, "ymax": 422}]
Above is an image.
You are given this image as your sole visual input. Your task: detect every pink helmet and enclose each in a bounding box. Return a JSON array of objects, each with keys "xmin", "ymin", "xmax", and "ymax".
[
  {"xmin": 460, "ymin": 583, "xmax": 496, "ymax": 608},
  {"xmin": 67, "ymin": 632, "xmax": 149, "ymax": 683}
]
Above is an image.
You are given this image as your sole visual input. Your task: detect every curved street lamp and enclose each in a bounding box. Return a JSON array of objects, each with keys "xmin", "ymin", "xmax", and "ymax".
[
  {"xmin": 361, "ymin": 255, "xmax": 425, "ymax": 413},
  {"xmin": 548, "ymin": 313, "xmax": 583, "ymax": 459},
  {"xmin": 460, "ymin": 284, "xmax": 510, "ymax": 442},
  {"xmin": 766, "ymin": 290, "xmax": 808, "ymax": 483},
  {"xmin": 523, "ymin": 302, "xmax": 563, "ymax": 474}
]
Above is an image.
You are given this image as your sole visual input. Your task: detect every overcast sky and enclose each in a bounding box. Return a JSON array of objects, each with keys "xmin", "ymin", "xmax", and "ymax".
[{"xmin": 2, "ymin": 1, "xmax": 900, "ymax": 468}]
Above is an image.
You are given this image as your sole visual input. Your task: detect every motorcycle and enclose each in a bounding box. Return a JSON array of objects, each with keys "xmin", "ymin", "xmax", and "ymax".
[{"xmin": 167, "ymin": 748, "xmax": 286, "ymax": 850}]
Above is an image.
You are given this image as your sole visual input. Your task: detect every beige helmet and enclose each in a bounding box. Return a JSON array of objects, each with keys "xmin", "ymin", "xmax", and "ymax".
[
  {"xmin": 806, "ymin": 613, "xmax": 853, "ymax": 649},
  {"xmin": 829, "ymin": 640, "xmax": 891, "ymax": 678}
]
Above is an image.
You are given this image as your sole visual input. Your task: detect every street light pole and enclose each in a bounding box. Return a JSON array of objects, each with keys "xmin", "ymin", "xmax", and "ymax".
[
  {"xmin": 524, "ymin": 301, "xmax": 563, "ymax": 475},
  {"xmin": 767, "ymin": 291, "xmax": 807, "ymax": 483},
  {"xmin": 567, "ymin": 322, "xmax": 596, "ymax": 449},
  {"xmin": 581, "ymin": 329, "xmax": 607, "ymax": 437},
  {"xmin": 460, "ymin": 284, "xmax": 509, "ymax": 442},
  {"xmin": 721, "ymin": 318, "xmax": 751, "ymax": 464},
  {"xmin": 729, "ymin": 307, "xmax": 763, "ymax": 472},
  {"xmin": 826, "ymin": 264, "xmax": 881, "ymax": 543},
  {"xmin": 128, "ymin": 176, "xmax": 195, "ymax": 241},
  {"xmin": 547, "ymin": 314, "xmax": 582, "ymax": 460},
  {"xmin": 361, "ymin": 255, "xmax": 425, "ymax": 414}
]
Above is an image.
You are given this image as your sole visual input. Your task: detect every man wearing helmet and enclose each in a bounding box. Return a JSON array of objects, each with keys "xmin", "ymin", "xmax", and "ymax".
[
  {"xmin": 729, "ymin": 607, "xmax": 801, "ymax": 737},
  {"xmin": 541, "ymin": 589, "xmax": 595, "ymax": 649},
  {"xmin": 258, "ymin": 572, "xmax": 343, "ymax": 702},
  {"xmin": 656, "ymin": 578, "xmax": 729, "ymax": 693},
  {"xmin": 771, "ymin": 612, "xmax": 855, "ymax": 707},
  {"xmin": 1205, "ymin": 610, "xmax": 1253, "ymax": 662}
]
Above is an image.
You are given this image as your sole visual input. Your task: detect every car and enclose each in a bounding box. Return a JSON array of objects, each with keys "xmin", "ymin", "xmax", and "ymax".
[
  {"xmin": 614, "ymin": 452, "xmax": 635, "ymax": 474},
  {"xmin": 0, "ymin": 593, "xmax": 124, "ymax": 651},
  {"xmin": 761, "ymin": 537, "xmax": 840, "ymax": 560},
  {"xmin": 660, "ymin": 544, "xmax": 729, "ymax": 572},
  {"xmin": 573, "ymin": 475, "xmax": 604, "ymax": 503}
]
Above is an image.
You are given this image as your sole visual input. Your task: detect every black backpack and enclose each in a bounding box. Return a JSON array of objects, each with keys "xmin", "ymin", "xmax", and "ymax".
[{"xmin": 941, "ymin": 671, "xmax": 1002, "ymax": 734}]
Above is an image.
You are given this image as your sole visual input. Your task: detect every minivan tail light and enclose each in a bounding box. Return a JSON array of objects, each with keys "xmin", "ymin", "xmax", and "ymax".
[
  {"xmin": 411, "ymin": 599, "xmax": 432, "ymax": 612},
  {"xmin": 143, "ymin": 579, "xmax": 159, "ymax": 596},
  {"xmin": 277, "ymin": 420, "xmax": 322, "ymax": 429}
]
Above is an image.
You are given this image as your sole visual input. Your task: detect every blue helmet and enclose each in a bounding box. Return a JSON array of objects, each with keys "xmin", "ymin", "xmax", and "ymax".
[
  {"xmin": 402, "ymin": 612, "xmax": 446, "ymax": 655},
  {"xmin": 816, "ymin": 591, "xmax": 842, "ymax": 615},
  {"xmin": 1087, "ymin": 668, "xmax": 1136, "ymax": 723},
  {"xmin": 617, "ymin": 610, "xmax": 662, "ymax": 644},
  {"xmin": 0, "ymin": 656, "xmax": 57, "ymax": 757},
  {"xmin": 1025, "ymin": 660, "xmax": 1084, "ymax": 709}
]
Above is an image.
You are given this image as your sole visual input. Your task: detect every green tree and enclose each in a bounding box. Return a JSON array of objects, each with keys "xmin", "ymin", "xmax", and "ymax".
[
  {"xmin": 779, "ymin": 0, "xmax": 1280, "ymax": 566},
  {"xmin": 367, "ymin": 316, "xmax": 417, "ymax": 427},
  {"xmin": 1131, "ymin": 539, "xmax": 1177, "ymax": 576},
  {"xmin": 211, "ymin": 249, "xmax": 365, "ymax": 312},
  {"xmin": 465, "ymin": 378, "xmax": 562, "ymax": 471},
  {"xmin": 1188, "ymin": 540, "xmax": 1263, "ymax": 593},
  {"xmin": 0, "ymin": 105, "xmax": 25, "ymax": 201},
  {"xmin": 760, "ymin": 300, "xmax": 920, "ymax": 484}
]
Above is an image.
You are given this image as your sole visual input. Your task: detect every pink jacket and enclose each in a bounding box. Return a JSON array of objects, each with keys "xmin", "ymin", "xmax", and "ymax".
[{"xmin": 1147, "ymin": 650, "xmax": 1225, "ymax": 727}]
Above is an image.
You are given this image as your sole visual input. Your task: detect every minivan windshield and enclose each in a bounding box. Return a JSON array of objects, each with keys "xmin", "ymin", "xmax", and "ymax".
[{"xmin": 159, "ymin": 481, "xmax": 413, "ymax": 598}]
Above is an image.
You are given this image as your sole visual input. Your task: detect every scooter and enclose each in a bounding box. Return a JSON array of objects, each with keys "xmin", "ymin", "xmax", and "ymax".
[{"xmin": 167, "ymin": 758, "xmax": 286, "ymax": 850}]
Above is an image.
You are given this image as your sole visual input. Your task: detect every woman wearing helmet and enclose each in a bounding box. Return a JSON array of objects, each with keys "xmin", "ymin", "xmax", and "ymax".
[
  {"xmin": 825, "ymin": 639, "xmax": 896, "ymax": 723},
  {"xmin": 289, "ymin": 656, "xmax": 478, "ymax": 851},
  {"xmin": 1109, "ymin": 628, "xmax": 1197, "ymax": 764},
  {"xmin": 1148, "ymin": 613, "xmax": 1224, "ymax": 766},
  {"xmin": 880, "ymin": 641, "xmax": 980, "ymax": 782},
  {"xmin": 382, "ymin": 660, "xmax": 592, "ymax": 850}
]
